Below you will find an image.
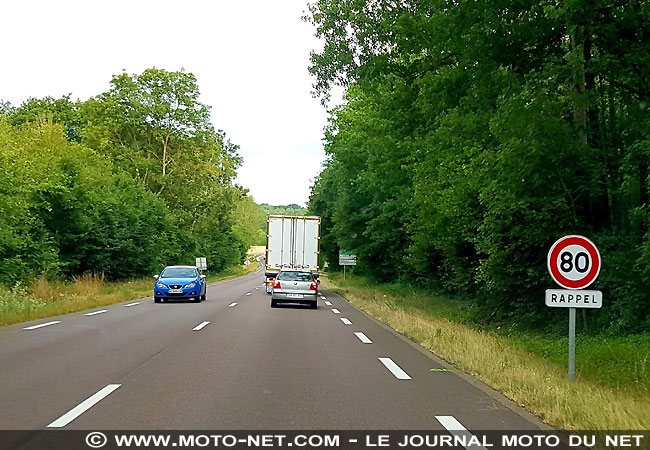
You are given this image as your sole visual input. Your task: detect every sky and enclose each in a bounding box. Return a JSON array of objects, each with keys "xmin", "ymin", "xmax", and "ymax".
[{"xmin": 0, "ymin": 0, "xmax": 333, "ymax": 206}]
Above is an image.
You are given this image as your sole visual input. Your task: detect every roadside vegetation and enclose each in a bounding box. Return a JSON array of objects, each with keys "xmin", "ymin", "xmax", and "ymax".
[
  {"xmin": 0, "ymin": 71, "xmax": 281, "ymax": 326},
  {"xmin": 306, "ymin": 2, "xmax": 650, "ymax": 426},
  {"xmin": 306, "ymin": 1, "xmax": 650, "ymax": 335},
  {"xmin": 260, "ymin": 203, "xmax": 308, "ymax": 216},
  {"xmin": 0, "ymin": 259, "xmax": 260, "ymax": 327},
  {"xmin": 322, "ymin": 273, "xmax": 650, "ymax": 430},
  {"xmin": 0, "ymin": 68, "xmax": 262, "ymax": 285},
  {"xmin": 305, "ymin": 1, "xmax": 650, "ymax": 429}
]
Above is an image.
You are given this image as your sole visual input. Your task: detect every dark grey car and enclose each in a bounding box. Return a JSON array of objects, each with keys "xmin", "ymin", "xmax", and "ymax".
[{"xmin": 270, "ymin": 270, "xmax": 318, "ymax": 309}]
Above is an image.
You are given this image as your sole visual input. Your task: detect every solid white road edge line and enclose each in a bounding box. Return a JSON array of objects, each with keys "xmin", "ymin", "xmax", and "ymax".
[
  {"xmin": 378, "ymin": 357, "xmax": 412, "ymax": 380},
  {"xmin": 192, "ymin": 321, "xmax": 210, "ymax": 331},
  {"xmin": 23, "ymin": 321, "xmax": 61, "ymax": 330},
  {"xmin": 435, "ymin": 416, "xmax": 488, "ymax": 450},
  {"xmin": 228, "ymin": 302, "xmax": 237, "ymax": 307},
  {"xmin": 125, "ymin": 302, "xmax": 140, "ymax": 307},
  {"xmin": 331, "ymin": 308, "xmax": 341, "ymax": 314},
  {"xmin": 47, "ymin": 384, "xmax": 121, "ymax": 428},
  {"xmin": 354, "ymin": 332, "xmax": 373, "ymax": 344},
  {"xmin": 340, "ymin": 318, "xmax": 352, "ymax": 325},
  {"xmin": 84, "ymin": 310, "xmax": 108, "ymax": 316},
  {"xmin": 324, "ymin": 301, "xmax": 332, "ymax": 306}
]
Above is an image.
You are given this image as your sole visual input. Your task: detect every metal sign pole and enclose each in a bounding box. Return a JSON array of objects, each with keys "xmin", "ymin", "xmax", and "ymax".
[
  {"xmin": 344, "ymin": 265, "xmax": 346, "ymax": 282},
  {"xmin": 568, "ymin": 307, "xmax": 576, "ymax": 381}
]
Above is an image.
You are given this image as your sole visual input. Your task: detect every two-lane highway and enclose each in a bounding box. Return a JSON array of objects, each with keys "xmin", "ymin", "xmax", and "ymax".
[
  {"xmin": 0, "ymin": 268, "xmax": 263, "ymax": 429},
  {"xmin": 0, "ymin": 268, "xmax": 545, "ymax": 433}
]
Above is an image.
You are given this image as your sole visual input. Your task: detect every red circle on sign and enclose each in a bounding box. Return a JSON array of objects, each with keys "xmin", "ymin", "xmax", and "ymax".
[{"xmin": 547, "ymin": 236, "xmax": 600, "ymax": 289}]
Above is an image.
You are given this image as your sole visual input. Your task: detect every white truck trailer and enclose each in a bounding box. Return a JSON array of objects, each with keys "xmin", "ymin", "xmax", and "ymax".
[{"xmin": 265, "ymin": 215, "xmax": 321, "ymax": 293}]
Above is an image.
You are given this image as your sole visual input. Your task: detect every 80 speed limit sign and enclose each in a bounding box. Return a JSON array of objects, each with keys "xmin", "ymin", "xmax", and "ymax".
[{"xmin": 547, "ymin": 235, "xmax": 601, "ymax": 289}]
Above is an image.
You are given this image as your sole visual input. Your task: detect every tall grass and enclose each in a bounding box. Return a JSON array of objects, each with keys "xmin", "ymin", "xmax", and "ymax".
[
  {"xmin": 323, "ymin": 273, "xmax": 650, "ymax": 430},
  {"xmin": 0, "ymin": 282, "xmax": 48, "ymax": 325},
  {"xmin": 0, "ymin": 275, "xmax": 152, "ymax": 327}
]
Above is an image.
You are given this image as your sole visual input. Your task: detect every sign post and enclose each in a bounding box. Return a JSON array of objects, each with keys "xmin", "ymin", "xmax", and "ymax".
[
  {"xmin": 339, "ymin": 251, "xmax": 357, "ymax": 282},
  {"xmin": 546, "ymin": 235, "xmax": 602, "ymax": 381},
  {"xmin": 568, "ymin": 307, "xmax": 576, "ymax": 381}
]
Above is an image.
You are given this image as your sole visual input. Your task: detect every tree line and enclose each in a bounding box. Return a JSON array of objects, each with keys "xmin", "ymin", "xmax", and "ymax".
[
  {"xmin": 260, "ymin": 203, "xmax": 308, "ymax": 216},
  {"xmin": 306, "ymin": 0, "xmax": 650, "ymax": 332},
  {"xmin": 0, "ymin": 68, "xmax": 260, "ymax": 283}
]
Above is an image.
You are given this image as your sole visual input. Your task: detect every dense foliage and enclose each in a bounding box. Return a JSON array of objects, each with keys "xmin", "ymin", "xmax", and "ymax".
[
  {"xmin": 260, "ymin": 203, "xmax": 308, "ymax": 216},
  {"xmin": 306, "ymin": 0, "xmax": 650, "ymax": 332},
  {"xmin": 234, "ymin": 196, "xmax": 268, "ymax": 247},
  {"xmin": 1, "ymin": 69, "xmax": 260, "ymax": 282}
]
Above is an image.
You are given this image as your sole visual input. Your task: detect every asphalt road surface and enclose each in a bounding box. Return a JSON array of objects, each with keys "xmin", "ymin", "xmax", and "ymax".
[{"xmin": 0, "ymin": 265, "xmax": 545, "ymax": 432}]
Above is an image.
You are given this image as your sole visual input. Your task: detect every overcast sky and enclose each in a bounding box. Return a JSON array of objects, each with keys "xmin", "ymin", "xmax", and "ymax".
[{"xmin": 1, "ymin": 0, "xmax": 332, "ymax": 206}]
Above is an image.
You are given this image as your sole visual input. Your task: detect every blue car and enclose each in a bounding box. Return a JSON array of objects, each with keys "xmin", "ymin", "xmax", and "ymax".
[{"xmin": 153, "ymin": 265, "xmax": 207, "ymax": 303}]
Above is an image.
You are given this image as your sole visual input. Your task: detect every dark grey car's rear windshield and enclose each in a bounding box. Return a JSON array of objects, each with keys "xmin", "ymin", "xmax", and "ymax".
[
  {"xmin": 161, "ymin": 268, "xmax": 197, "ymax": 278},
  {"xmin": 277, "ymin": 272, "xmax": 313, "ymax": 281}
]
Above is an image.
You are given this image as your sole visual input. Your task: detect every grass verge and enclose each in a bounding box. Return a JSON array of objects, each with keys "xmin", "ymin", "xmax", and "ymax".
[
  {"xmin": 322, "ymin": 273, "xmax": 650, "ymax": 430},
  {"xmin": 0, "ymin": 262, "xmax": 260, "ymax": 327}
]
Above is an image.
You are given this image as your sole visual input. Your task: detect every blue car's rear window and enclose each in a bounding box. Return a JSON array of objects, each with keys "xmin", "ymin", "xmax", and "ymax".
[{"xmin": 161, "ymin": 268, "xmax": 197, "ymax": 278}]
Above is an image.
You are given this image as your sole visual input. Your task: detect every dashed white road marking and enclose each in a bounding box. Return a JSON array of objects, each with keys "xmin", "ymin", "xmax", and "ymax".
[
  {"xmin": 378, "ymin": 357, "xmax": 412, "ymax": 380},
  {"xmin": 331, "ymin": 308, "xmax": 340, "ymax": 314},
  {"xmin": 125, "ymin": 302, "xmax": 140, "ymax": 307},
  {"xmin": 340, "ymin": 318, "xmax": 352, "ymax": 325},
  {"xmin": 246, "ymin": 293, "xmax": 252, "ymax": 296},
  {"xmin": 324, "ymin": 301, "xmax": 332, "ymax": 306},
  {"xmin": 23, "ymin": 321, "xmax": 61, "ymax": 330},
  {"xmin": 192, "ymin": 321, "xmax": 210, "ymax": 331},
  {"xmin": 47, "ymin": 384, "xmax": 121, "ymax": 428},
  {"xmin": 435, "ymin": 416, "xmax": 488, "ymax": 450},
  {"xmin": 354, "ymin": 332, "xmax": 372, "ymax": 344},
  {"xmin": 84, "ymin": 310, "xmax": 108, "ymax": 316},
  {"xmin": 228, "ymin": 302, "xmax": 238, "ymax": 307},
  {"xmin": 320, "ymin": 296, "xmax": 326, "ymax": 299}
]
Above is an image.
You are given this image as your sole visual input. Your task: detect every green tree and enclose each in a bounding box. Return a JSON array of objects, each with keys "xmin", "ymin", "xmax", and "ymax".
[
  {"xmin": 261, "ymin": 203, "xmax": 309, "ymax": 216},
  {"xmin": 0, "ymin": 121, "xmax": 173, "ymax": 281},
  {"xmin": 80, "ymin": 68, "xmax": 246, "ymax": 272},
  {"xmin": 233, "ymin": 192, "xmax": 267, "ymax": 247},
  {"xmin": 0, "ymin": 68, "xmax": 251, "ymax": 282},
  {"xmin": 306, "ymin": 0, "xmax": 650, "ymax": 331},
  {"xmin": 8, "ymin": 95, "xmax": 82, "ymax": 141}
]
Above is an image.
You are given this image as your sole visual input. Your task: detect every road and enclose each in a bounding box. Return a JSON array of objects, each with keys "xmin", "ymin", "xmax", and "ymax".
[{"xmin": 0, "ymin": 265, "xmax": 544, "ymax": 433}]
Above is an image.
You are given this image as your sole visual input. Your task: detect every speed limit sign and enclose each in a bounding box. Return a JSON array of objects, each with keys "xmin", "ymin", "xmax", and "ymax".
[
  {"xmin": 547, "ymin": 235, "xmax": 601, "ymax": 289},
  {"xmin": 546, "ymin": 235, "xmax": 602, "ymax": 382}
]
